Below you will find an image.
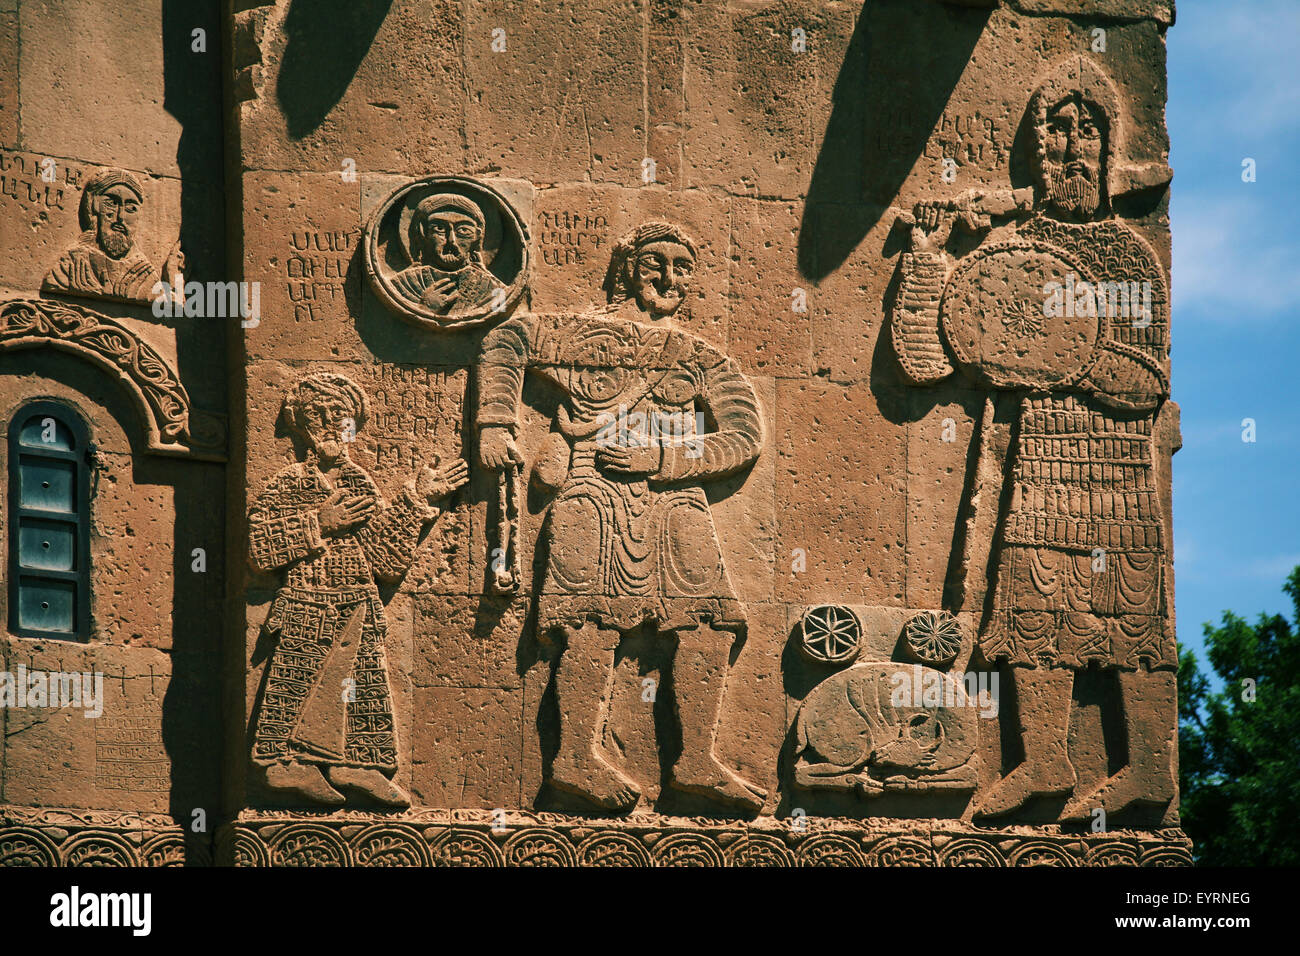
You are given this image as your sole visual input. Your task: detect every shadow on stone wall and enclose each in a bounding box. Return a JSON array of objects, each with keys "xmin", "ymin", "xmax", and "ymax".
[
  {"xmin": 798, "ymin": 0, "xmax": 991, "ymax": 282},
  {"xmin": 277, "ymin": 0, "xmax": 394, "ymax": 140}
]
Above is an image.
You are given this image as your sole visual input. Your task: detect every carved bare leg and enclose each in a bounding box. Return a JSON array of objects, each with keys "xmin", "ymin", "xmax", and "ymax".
[
  {"xmin": 1060, "ymin": 667, "xmax": 1177, "ymax": 821},
  {"xmin": 548, "ymin": 622, "xmax": 641, "ymax": 811},
  {"xmin": 973, "ymin": 666, "xmax": 1076, "ymax": 818},
  {"xmin": 264, "ymin": 760, "xmax": 346, "ymax": 805},
  {"xmin": 669, "ymin": 625, "xmax": 767, "ymax": 813}
]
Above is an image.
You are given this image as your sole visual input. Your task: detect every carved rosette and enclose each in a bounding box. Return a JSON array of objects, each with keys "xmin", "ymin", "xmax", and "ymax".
[
  {"xmin": 865, "ymin": 837, "xmax": 936, "ymax": 867},
  {"xmin": 651, "ymin": 833, "xmax": 725, "ymax": 867},
  {"xmin": 353, "ymin": 824, "xmax": 432, "ymax": 867},
  {"xmin": 799, "ymin": 605, "xmax": 863, "ymax": 664},
  {"xmin": 576, "ymin": 831, "xmax": 651, "ymax": 867},
  {"xmin": 430, "ymin": 829, "xmax": 503, "ymax": 867},
  {"xmin": 200, "ymin": 813, "xmax": 1192, "ymax": 868},
  {"xmin": 725, "ymin": 833, "xmax": 797, "ymax": 867},
  {"xmin": 0, "ymin": 827, "xmax": 61, "ymax": 867},
  {"xmin": 268, "ymin": 824, "xmax": 352, "ymax": 867},
  {"xmin": 904, "ymin": 610, "xmax": 964, "ymax": 666},
  {"xmin": 60, "ymin": 831, "xmax": 139, "ymax": 867},
  {"xmin": 502, "ymin": 828, "xmax": 576, "ymax": 867},
  {"xmin": 1009, "ymin": 841, "xmax": 1078, "ymax": 867},
  {"xmin": 938, "ymin": 839, "xmax": 1006, "ymax": 867}
]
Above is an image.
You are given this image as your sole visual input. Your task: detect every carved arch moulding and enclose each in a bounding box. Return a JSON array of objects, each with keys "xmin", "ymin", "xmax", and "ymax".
[{"xmin": 0, "ymin": 298, "xmax": 225, "ymax": 461}]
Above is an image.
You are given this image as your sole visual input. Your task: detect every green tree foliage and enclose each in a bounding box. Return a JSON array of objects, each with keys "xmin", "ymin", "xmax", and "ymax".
[{"xmin": 1179, "ymin": 567, "xmax": 1300, "ymax": 865}]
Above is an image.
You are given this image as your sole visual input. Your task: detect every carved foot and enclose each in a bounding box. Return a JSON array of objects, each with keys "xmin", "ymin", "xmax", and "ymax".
[
  {"xmin": 972, "ymin": 760, "xmax": 1075, "ymax": 819},
  {"xmin": 671, "ymin": 757, "xmax": 767, "ymax": 814},
  {"xmin": 265, "ymin": 761, "xmax": 346, "ymax": 805},
  {"xmin": 550, "ymin": 749, "xmax": 641, "ymax": 811},
  {"xmin": 326, "ymin": 766, "xmax": 411, "ymax": 808},
  {"xmin": 854, "ymin": 773, "xmax": 886, "ymax": 799},
  {"xmin": 1059, "ymin": 765, "xmax": 1174, "ymax": 822}
]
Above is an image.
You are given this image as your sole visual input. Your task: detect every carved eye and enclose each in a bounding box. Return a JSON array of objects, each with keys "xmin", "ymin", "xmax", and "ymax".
[
  {"xmin": 454, "ymin": 224, "xmax": 477, "ymax": 238},
  {"xmin": 636, "ymin": 254, "xmax": 665, "ymax": 273},
  {"xmin": 674, "ymin": 258, "xmax": 695, "ymax": 275}
]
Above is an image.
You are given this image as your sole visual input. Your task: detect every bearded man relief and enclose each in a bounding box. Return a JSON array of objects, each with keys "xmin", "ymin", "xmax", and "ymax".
[
  {"xmin": 891, "ymin": 56, "xmax": 1176, "ymax": 823},
  {"xmin": 476, "ymin": 222, "xmax": 767, "ymax": 814}
]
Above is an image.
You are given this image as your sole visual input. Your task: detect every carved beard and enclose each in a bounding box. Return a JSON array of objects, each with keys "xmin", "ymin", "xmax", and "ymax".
[
  {"xmin": 631, "ymin": 271, "xmax": 686, "ymax": 319},
  {"xmin": 98, "ymin": 224, "xmax": 133, "ymax": 259},
  {"xmin": 1041, "ymin": 158, "xmax": 1102, "ymax": 219},
  {"xmin": 424, "ymin": 235, "xmax": 478, "ymax": 272}
]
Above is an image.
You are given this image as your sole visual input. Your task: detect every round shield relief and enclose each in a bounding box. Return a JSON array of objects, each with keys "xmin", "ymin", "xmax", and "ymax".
[
  {"xmin": 940, "ymin": 240, "xmax": 1101, "ymax": 389},
  {"xmin": 364, "ymin": 175, "xmax": 529, "ymax": 331}
]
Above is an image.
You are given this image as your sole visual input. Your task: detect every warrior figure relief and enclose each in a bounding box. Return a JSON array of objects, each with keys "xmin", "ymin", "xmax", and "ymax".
[
  {"xmin": 893, "ymin": 56, "xmax": 1176, "ymax": 821},
  {"xmin": 248, "ymin": 372, "xmax": 468, "ymax": 807},
  {"xmin": 477, "ymin": 222, "xmax": 767, "ymax": 813}
]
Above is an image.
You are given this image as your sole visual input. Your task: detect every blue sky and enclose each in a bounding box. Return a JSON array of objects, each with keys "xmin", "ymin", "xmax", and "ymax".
[{"xmin": 1169, "ymin": 0, "xmax": 1300, "ymax": 672}]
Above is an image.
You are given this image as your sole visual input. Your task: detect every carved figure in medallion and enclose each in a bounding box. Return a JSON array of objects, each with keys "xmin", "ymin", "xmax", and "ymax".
[
  {"xmin": 392, "ymin": 193, "xmax": 500, "ymax": 315},
  {"xmin": 893, "ymin": 56, "xmax": 1175, "ymax": 822},
  {"xmin": 41, "ymin": 167, "xmax": 180, "ymax": 305},
  {"xmin": 364, "ymin": 176, "xmax": 529, "ymax": 330},
  {"xmin": 248, "ymin": 372, "xmax": 468, "ymax": 807},
  {"xmin": 476, "ymin": 222, "xmax": 766, "ymax": 813}
]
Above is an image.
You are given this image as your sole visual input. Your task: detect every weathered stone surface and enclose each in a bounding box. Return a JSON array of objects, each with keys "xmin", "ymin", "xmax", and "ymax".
[{"xmin": 0, "ymin": 0, "xmax": 1188, "ymax": 866}]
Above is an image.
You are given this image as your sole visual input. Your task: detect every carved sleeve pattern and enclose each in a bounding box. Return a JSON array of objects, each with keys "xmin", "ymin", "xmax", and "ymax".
[
  {"xmin": 892, "ymin": 251, "xmax": 955, "ymax": 383},
  {"xmin": 655, "ymin": 348, "xmax": 762, "ymax": 484},
  {"xmin": 248, "ymin": 472, "xmax": 325, "ymax": 572},
  {"xmin": 357, "ymin": 487, "xmax": 437, "ymax": 582},
  {"xmin": 476, "ymin": 314, "xmax": 539, "ymax": 434}
]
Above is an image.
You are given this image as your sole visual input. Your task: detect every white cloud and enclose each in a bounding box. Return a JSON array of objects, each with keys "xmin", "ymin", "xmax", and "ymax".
[{"xmin": 1170, "ymin": 195, "xmax": 1300, "ymax": 319}]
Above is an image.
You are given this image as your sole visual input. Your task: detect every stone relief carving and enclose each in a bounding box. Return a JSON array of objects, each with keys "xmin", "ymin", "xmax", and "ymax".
[
  {"xmin": 793, "ymin": 611, "xmax": 980, "ymax": 800},
  {"xmin": 798, "ymin": 604, "xmax": 863, "ymax": 665},
  {"xmin": 891, "ymin": 56, "xmax": 1175, "ymax": 823},
  {"xmin": 476, "ymin": 222, "xmax": 766, "ymax": 813},
  {"xmin": 364, "ymin": 176, "xmax": 529, "ymax": 330},
  {"xmin": 247, "ymin": 372, "xmax": 468, "ymax": 807},
  {"xmin": 213, "ymin": 809, "xmax": 1193, "ymax": 868},
  {"xmin": 40, "ymin": 167, "xmax": 181, "ymax": 307},
  {"xmin": 0, "ymin": 297, "xmax": 223, "ymax": 459}
]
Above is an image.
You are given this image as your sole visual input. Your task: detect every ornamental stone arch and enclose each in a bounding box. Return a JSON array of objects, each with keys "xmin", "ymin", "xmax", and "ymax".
[{"xmin": 0, "ymin": 298, "xmax": 225, "ymax": 460}]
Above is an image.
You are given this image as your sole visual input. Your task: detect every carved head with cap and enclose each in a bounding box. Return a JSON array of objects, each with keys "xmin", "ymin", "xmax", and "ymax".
[
  {"xmin": 79, "ymin": 168, "xmax": 145, "ymax": 260},
  {"xmin": 409, "ymin": 193, "xmax": 486, "ymax": 272},
  {"xmin": 1029, "ymin": 57, "xmax": 1123, "ymax": 222},
  {"xmin": 603, "ymin": 221, "xmax": 698, "ymax": 321}
]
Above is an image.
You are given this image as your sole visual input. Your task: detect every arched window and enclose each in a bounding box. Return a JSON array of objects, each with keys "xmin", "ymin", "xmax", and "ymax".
[{"xmin": 8, "ymin": 401, "xmax": 92, "ymax": 640}]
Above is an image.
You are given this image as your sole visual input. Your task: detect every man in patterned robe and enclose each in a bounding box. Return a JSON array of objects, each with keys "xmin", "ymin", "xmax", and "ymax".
[
  {"xmin": 476, "ymin": 222, "xmax": 767, "ymax": 813},
  {"xmin": 892, "ymin": 57, "xmax": 1176, "ymax": 821},
  {"xmin": 248, "ymin": 372, "xmax": 467, "ymax": 806}
]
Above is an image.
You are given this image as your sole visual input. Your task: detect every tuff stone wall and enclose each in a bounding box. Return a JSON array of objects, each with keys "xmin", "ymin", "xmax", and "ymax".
[
  {"xmin": 0, "ymin": 0, "xmax": 1188, "ymax": 866},
  {"xmin": 0, "ymin": 0, "xmax": 225, "ymax": 861}
]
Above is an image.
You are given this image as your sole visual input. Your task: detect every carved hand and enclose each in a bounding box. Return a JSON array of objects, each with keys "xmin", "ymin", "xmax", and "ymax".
[
  {"xmin": 416, "ymin": 458, "xmax": 470, "ymax": 503},
  {"xmin": 317, "ymin": 488, "xmax": 376, "ymax": 535},
  {"xmin": 595, "ymin": 442, "xmax": 662, "ymax": 478},
  {"xmin": 908, "ymin": 200, "xmax": 959, "ymax": 254},
  {"xmin": 421, "ymin": 276, "xmax": 460, "ymax": 311},
  {"xmin": 478, "ymin": 425, "xmax": 524, "ymax": 471}
]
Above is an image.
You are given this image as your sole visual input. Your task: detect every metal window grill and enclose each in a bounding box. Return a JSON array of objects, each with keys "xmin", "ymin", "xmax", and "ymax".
[{"xmin": 8, "ymin": 401, "xmax": 92, "ymax": 641}]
